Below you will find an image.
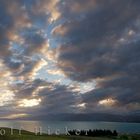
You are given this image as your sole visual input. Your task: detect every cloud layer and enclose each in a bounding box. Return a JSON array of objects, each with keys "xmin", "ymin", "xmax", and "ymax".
[{"xmin": 0, "ymin": 0, "xmax": 140, "ymax": 119}]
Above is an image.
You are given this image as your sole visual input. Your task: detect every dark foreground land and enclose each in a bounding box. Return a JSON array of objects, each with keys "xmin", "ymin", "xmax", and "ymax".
[{"xmin": 0, "ymin": 128, "xmax": 139, "ymax": 140}]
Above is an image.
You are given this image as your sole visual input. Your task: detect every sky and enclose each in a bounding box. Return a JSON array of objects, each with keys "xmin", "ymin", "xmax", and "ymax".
[{"xmin": 0, "ymin": 0, "xmax": 140, "ymax": 120}]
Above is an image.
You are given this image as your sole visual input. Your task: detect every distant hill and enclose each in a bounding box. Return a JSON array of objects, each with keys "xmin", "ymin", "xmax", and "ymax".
[{"xmin": 19, "ymin": 113, "xmax": 140, "ymax": 123}]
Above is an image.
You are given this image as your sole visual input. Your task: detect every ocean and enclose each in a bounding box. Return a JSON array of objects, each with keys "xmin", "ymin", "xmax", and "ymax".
[{"xmin": 0, "ymin": 121, "xmax": 139, "ymax": 134}]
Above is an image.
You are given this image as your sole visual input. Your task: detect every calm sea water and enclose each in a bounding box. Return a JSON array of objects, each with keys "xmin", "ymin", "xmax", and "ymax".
[{"xmin": 0, "ymin": 121, "xmax": 139, "ymax": 134}]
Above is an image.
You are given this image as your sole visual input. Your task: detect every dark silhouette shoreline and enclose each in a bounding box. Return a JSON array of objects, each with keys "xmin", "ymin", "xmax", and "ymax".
[{"xmin": 68, "ymin": 129, "xmax": 118, "ymax": 137}]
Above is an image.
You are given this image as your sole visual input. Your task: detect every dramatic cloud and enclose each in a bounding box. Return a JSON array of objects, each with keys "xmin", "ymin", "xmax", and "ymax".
[
  {"xmin": 0, "ymin": 0, "xmax": 140, "ymax": 119},
  {"xmin": 53, "ymin": 0, "xmax": 140, "ymax": 113}
]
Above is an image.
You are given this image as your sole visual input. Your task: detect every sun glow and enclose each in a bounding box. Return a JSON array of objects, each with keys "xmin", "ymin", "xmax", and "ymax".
[
  {"xmin": 77, "ymin": 103, "xmax": 86, "ymax": 108},
  {"xmin": 18, "ymin": 98, "xmax": 41, "ymax": 107},
  {"xmin": 3, "ymin": 114, "xmax": 28, "ymax": 119},
  {"xmin": 0, "ymin": 90, "xmax": 15, "ymax": 106},
  {"xmin": 70, "ymin": 81, "xmax": 96, "ymax": 94},
  {"xmin": 98, "ymin": 98, "xmax": 116, "ymax": 107}
]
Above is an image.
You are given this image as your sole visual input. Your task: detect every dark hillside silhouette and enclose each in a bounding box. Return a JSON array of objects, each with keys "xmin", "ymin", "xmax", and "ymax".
[{"xmin": 68, "ymin": 129, "xmax": 118, "ymax": 137}]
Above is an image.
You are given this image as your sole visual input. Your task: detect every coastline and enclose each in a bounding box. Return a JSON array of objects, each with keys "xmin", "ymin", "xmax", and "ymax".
[{"xmin": 0, "ymin": 127, "xmax": 139, "ymax": 140}]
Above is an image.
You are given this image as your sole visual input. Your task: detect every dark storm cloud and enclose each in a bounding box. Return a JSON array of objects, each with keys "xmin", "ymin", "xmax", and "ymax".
[
  {"xmin": 53, "ymin": 0, "xmax": 140, "ymax": 112},
  {"xmin": 21, "ymin": 27, "xmax": 47, "ymax": 55},
  {"xmin": 0, "ymin": 0, "xmax": 13, "ymax": 57},
  {"xmin": 0, "ymin": 0, "xmax": 140, "ymax": 119},
  {"xmin": 38, "ymin": 84, "xmax": 78, "ymax": 114},
  {"xmin": 12, "ymin": 79, "xmax": 79, "ymax": 114},
  {"xmin": 13, "ymin": 79, "xmax": 44, "ymax": 99},
  {"xmin": 55, "ymin": 0, "xmax": 140, "ymax": 79},
  {"xmin": 4, "ymin": 57, "xmax": 22, "ymax": 71}
]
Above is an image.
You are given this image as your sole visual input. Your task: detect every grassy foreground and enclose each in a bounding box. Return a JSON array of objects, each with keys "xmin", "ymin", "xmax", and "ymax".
[{"xmin": 0, "ymin": 128, "xmax": 139, "ymax": 140}]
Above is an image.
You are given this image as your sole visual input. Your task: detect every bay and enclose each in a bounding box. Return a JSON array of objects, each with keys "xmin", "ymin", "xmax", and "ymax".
[{"xmin": 0, "ymin": 121, "xmax": 139, "ymax": 134}]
